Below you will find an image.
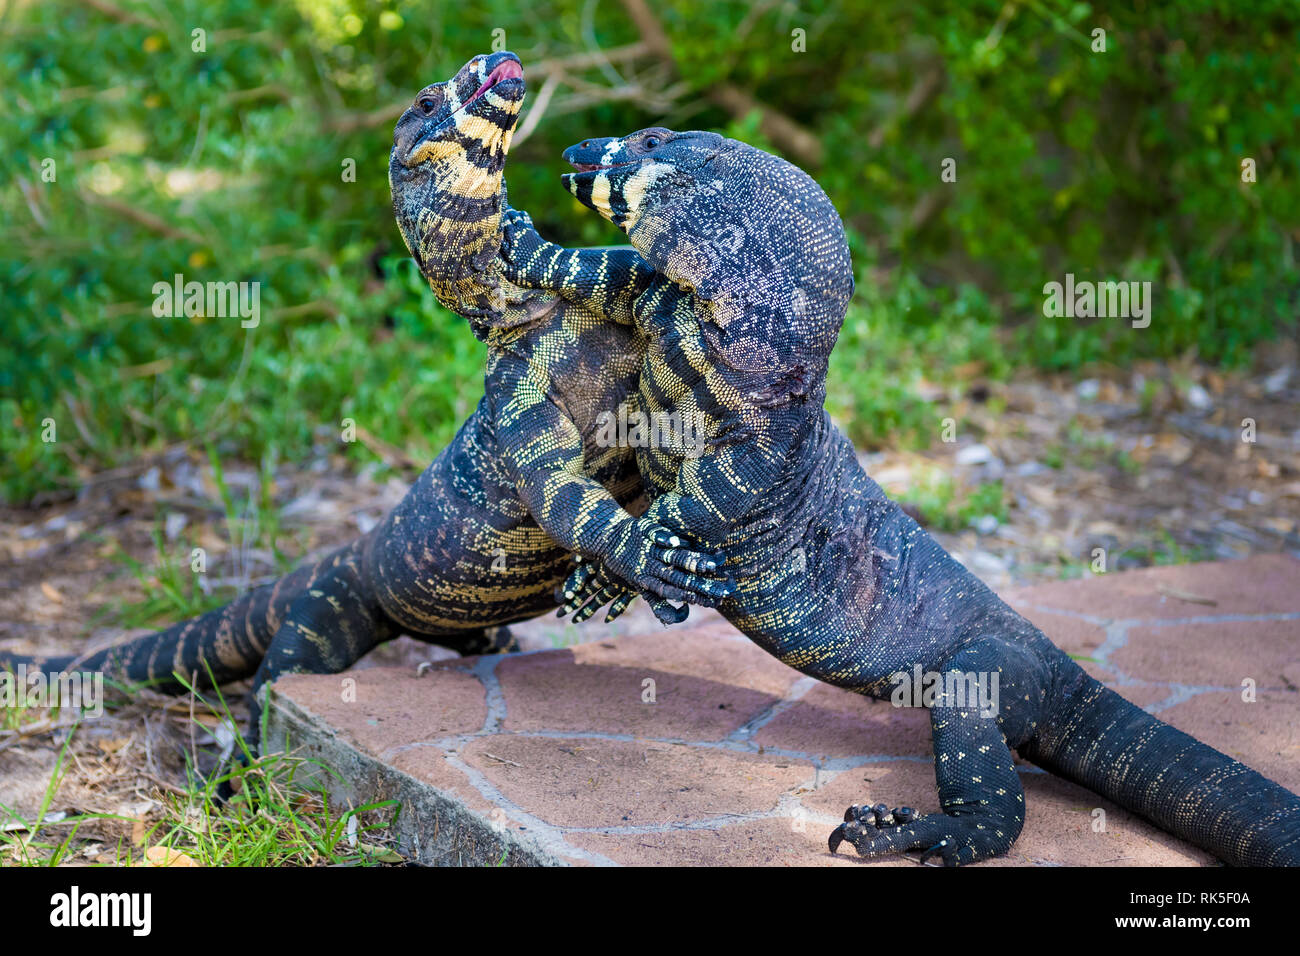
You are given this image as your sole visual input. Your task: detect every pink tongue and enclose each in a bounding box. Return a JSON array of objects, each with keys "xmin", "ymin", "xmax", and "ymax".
[{"xmin": 469, "ymin": 60, "xmax": 522, "ymax": 102}]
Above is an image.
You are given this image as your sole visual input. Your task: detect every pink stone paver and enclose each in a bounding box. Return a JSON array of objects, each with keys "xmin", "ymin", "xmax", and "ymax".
[{"xmin": 265, "ymin": 555, "xmax": 1300, "ymax": 866}]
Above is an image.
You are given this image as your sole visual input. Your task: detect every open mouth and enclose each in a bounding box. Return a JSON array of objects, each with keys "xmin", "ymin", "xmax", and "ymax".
[
  {"xmin": 461, "ymin": 58, "xmax": 523, "ymax": 112},
  {"xmin": 399, "ymin": 58, "xmax": 524, "ymax": 167},
  {"xmin": 566, "ymin": 158, "xmax": 643, "ymax": 175}
]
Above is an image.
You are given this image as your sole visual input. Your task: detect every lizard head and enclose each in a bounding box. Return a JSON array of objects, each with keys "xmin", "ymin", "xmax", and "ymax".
[
  {"xmin": 560, "ymin": 127, "xmax": 722, "ymax": 234},
  {"xmin": 389, "ymin": 51, "xmax": 525, "ymax": 319},
  {"xmin": 561, "ymin": 127, "xmax": 854, "ymax": 401}
]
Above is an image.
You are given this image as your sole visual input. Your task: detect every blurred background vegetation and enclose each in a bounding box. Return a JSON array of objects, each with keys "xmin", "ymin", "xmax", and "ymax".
[{"xmin": 2, "ymin": 0, "xmax": 1296, "ymax": 505}]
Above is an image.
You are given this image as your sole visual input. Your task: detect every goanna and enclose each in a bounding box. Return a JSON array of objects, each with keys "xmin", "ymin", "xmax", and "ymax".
[
  {"xmin": 0, "ymin": 55, "xmax": 729, "ymax": 744},
  {"xmin": 499, "ymin": 126, "xmax": 1300, "ymax": 867}
]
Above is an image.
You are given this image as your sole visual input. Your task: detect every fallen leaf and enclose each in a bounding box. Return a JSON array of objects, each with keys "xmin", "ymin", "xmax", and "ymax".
[
  {"xmin": 1085, "ymin": 520, "xmax": 1124, "ymax": 537},
  {"xmin": 1023, "ymin": 484, "xmax": 1058, "ymax": 508},
  {"xmin": 1156, "ymin": 584, "xmax": 1217, "ymax": 606},
  {"xmin": 136, "ymin": 846, "xmax": 200, "ymax": 867},
  {"xmin": 357, "ymin": 842, "xmax": 405, "ymax": 864},
  {"xmin": 39, "ymin": 581, "xmax": 64, "ymax": 604}
]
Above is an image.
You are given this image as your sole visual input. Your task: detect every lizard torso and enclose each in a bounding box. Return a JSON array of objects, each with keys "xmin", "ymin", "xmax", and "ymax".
[{"xmin": 502, "ymin": 125, "xmax": 1300, "ymax": 867}]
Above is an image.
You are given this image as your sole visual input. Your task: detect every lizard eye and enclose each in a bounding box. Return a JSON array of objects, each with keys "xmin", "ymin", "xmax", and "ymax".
[
  {"xmin": 644, "ymin": 135, "xmax": 661, "ymax": 149},
  {"xmin": 419, "ymin": 97, "xmax": 437, "ymax": 115}
]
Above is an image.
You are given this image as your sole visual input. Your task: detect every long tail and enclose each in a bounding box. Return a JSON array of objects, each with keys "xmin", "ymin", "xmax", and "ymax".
[
  {"xmin": 0, "ymin": 539, "xmax": 366, "ymax": 694},
  {"xmin": 1024, "ymin": 663, "xmax": 1300, "ymax": 866}
]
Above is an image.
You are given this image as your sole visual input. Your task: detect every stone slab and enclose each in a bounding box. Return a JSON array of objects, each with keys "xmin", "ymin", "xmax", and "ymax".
[{"xmin": 264, "ymin": 555, "xmax": 1300, "ymax": 866}]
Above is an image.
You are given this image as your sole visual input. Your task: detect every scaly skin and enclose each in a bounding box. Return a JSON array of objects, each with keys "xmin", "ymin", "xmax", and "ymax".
[
  {"xmin": 502, "ymin": 126, "xmax": 1300, "ymax": 866},
  {"xmin": 0, "ymin": 56, "xmax": 728, "ymax": 745}
]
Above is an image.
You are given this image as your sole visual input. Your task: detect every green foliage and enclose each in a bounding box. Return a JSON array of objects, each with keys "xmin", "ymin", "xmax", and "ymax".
[
  {"xmin": 827, "ymin": 266, "xmax": 1010, "ymax": 449},
  {"xmin": 0, "ymin": 688, "xmax": 403, "ymax": 867},
  {"xmin": 894, "ymin": 466, "xmax": 1009, "ymax": 533},
  {"xmin": 1, "ymin": 0, "xmax": 1295, "ymax": 503}
]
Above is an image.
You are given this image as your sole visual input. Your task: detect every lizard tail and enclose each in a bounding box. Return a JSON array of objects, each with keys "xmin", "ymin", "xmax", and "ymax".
[
  {"xmin": 0, "ymin": 540, "xmax": 366, "ymax": 694},
  {"xmin": 1024, "ymin": 664, "xmax": 1300, "ymax": 866}
]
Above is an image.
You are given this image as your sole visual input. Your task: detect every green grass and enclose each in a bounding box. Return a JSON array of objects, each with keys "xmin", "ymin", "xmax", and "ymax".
[
  {"xmin": 826, "ymin": 271, "xmax": 1013, "ymax": 453},
  {"xmin": 110, "ymin": 525, "xmax": 232, "ymax": 628},
  {"xmin": 106, "ymin": 445, "xmax": 307, "ymax": 630},
  {"xmin": 1048, "ymin": 529, "xmax": 1210, "ymax": 582},
  {"xmin": 1117, "ymin": 530, "xmax": 1211, "ymax": 569},
  {"xmin": 131, "ymin": 758, "xmax": 402, "ymax": 868},
  {"xmin": 891, "ymin": 462, "xmax": 1009, "ymax": 534},
  {"xmin": 0, "ymin": 674, "xmax": 403, "ymax": 867},
  {"xmin": 0, "ymin": 715, "xmax": 99, "ymax": 866}
]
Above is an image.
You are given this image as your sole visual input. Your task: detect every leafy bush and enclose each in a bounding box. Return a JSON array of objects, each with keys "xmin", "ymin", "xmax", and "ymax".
[{"xmin": 2, "ymin": 0, "xmax": 1295, "ymax": 502}]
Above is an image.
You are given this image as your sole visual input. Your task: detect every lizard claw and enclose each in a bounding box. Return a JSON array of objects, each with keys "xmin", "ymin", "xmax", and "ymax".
[
  {"xmin": 647, "ymin": 596, "xmax": 689, "ymax": 625},
  {"xmin": 828, "ymin": 823, "xmax": 847, "ymax": 854},
  {"xmin": 828, "ymin": 802, "xmax": 1008, "ymax": 866},
  {"xmin": 917, "ymin": 840, "xmax": 954, "ymax": 867}
]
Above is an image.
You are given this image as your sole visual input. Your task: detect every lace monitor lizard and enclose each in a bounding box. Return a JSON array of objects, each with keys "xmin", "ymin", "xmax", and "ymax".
[
  {"xmin": 0, "ymin": 54, "xmax": 731, "ymax": 746},
  {"xmin": 497, "ymin": 126, "xmax": 1300, "ymax": 866}
]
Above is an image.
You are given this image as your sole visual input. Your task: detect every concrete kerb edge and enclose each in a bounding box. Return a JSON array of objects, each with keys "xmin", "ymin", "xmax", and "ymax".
[{"xmin": 262, "ymin": 684, "xmax": 570, "ymax": 867}]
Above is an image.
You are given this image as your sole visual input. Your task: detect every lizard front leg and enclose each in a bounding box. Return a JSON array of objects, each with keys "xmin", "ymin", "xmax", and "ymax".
[
  {"xmin": 499, "ymin": 207, "xmax": 655, "ymax": 324},
  {"xmin": 496, "ymin": 359, "xmax": 733, "ymax": 609},
  {"xmin": 558, "ymin": 408, "xmax": 791, "ymax": 623}
]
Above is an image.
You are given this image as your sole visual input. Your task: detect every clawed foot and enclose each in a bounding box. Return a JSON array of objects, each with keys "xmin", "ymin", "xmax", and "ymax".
[
  {"xmin": 557, "ymin": 518, "xmax": 734, "ymax": 626},
  {"xmin": 557, "ymin": 557, "xmax": 698, "ymax": 625},
  {"xmin": 828, "ymin": 802, "xmax": 1012, "ymax": 866},
  {"xmin": 609, "ymin": 523, "xmax": 733, "ymax": 608}
]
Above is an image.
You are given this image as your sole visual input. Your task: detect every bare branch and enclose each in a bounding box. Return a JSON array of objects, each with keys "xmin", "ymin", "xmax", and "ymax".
[
  {"xmin": 223, "ymin": 84, "xmax": 293, "ymax": 105},
  {"xmin": 326, "ymin": 44, "xmax": 656, "ymax": 136},
  {"xmin": 352, "ymin": 424, "xmax": 423, "ymax": 472},
  {"xmin": 708, "ymin": 84, "xmax": 823, "ymax": 166},
  {"xmin": 81, "ymin": 191, "xmax": 207, "ymax": 245},
  {"xmin": 530, "ymin": 42, "xmax": 652, "ymax": 76},
  {"xmin": 512, "ymin": 71, "xmax": 564, "ymax": 148},
  {"xmin": 326, "ymin": 102, "xmax": 405, "ymax": 135},
  {"xmin": 620, "ymin": 0, "xmax": 674, "ymax": 60},
  {"xmin": 905, "ymin": 188, "xmax": 948, "ymax": 234},
  {"xmin": 618, "ymin": 0, "xmax": 825, "ymax": 166},
  {"xmin": 74, "ymin": 0, "xmax": 160, "ymax": 29},
  {"xmin": 868, "ymin": 69, "xmax": 944, "ymax": 151}
]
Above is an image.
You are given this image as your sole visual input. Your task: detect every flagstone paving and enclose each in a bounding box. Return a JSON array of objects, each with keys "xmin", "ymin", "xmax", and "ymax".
[{"xmin": 265, "ymin": 554, "xmax": 1300, "ymax": 866}]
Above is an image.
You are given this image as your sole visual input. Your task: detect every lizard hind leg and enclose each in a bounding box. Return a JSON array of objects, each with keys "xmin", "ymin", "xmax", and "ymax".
[
  {"xmin": 830, "ymin": 707, "xmax": 1025, "ymax": 866},
  {"xmin": 830, "ymin": 639, "xmax": 1048, "ymax": 866},
  {"xmin": 453, "ymin": 624, "xmax": 518, "ymax": 656},
  {"xmin": 241, "ymin": 560, "xmax": 395, "ymax": 756}
]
